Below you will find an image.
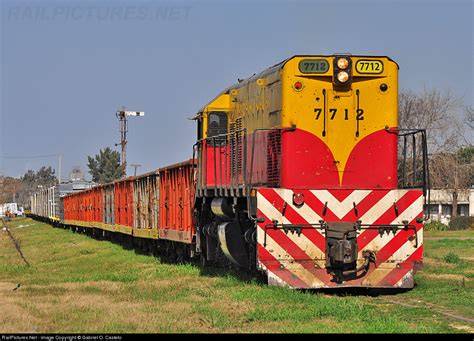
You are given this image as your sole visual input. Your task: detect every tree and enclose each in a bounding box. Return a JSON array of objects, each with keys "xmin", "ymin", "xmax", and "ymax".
[
  {"xmin": 457, "ymin": 145, "xmax": 474, "ymax": 188},
  {"xmin": 0, "ymin": 176, "xmax": 22, "ymax": 204},
  {"xmin": 34, "ymin": 166, "xmax": 57, "ymax": 187},
  {"xmin": 87, "ymin": 147, "xmax": 124, "ymax": 184},
  {"xmin": 466, "ymin": 106, "xmax": 474, "ymax": 130},
  {"xmin": 399, "ymin": 88, "xmax": 472, "ymax": 218},
  {"xmin": 398, "ymin": 88, "xmax": 463, "ymax": 153}
]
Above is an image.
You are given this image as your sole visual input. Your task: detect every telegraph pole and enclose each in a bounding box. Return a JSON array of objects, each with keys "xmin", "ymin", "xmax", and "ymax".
[
  {"xmin": 129, "ymin": 164, "xmax": 142, "ymax": 177},
  {"xmin": 58, "ymin": 154, "xmax": 62, "ymax": 184},
  {"xmin": 115, "ymin": 107, "xmax": 144, "ymax": 177}
]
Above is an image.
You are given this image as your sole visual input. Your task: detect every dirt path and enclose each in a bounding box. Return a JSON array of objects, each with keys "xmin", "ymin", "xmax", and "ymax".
[
  {"xmin": 424, "ymin": 237, "xmax": 474, "ymax": 240},
  {"xmin": 1, "ymin": 219, "xmax": 30, "ymax": 266},
  {"xmin": 383, "ymin": 297, "xmax": 474, "ymax": 326}
]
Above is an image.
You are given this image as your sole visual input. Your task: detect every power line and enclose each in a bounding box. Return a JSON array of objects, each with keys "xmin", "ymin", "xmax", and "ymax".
[
  {"xmin": 0, "ymin": 154, "xmax": 59, "ymax": 159},
  {"xmin": 0, "ymin": 154, "xmax": 62, "ymax": 184}
]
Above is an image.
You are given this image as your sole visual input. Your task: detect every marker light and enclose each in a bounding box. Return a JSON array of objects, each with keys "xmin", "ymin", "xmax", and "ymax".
[
  {"xmin": 293, "ymin": 81, "xmax": 303, "ymax": 90},
  {"xmin": 293, "ymin": 193, "xmax": 305, "ymax": 206},
  {"xmin": 336, "ymin": 71, "xmax": 349, "ymax": 83},
  {"xmin": 337, "ymin": 58, "xmax": 349, "ymax": 70}
]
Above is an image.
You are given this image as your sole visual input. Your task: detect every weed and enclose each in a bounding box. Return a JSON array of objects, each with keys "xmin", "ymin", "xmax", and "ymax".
[{"xmin": 444, "ymin": 252, "xmax": 461, "ymax": 264}]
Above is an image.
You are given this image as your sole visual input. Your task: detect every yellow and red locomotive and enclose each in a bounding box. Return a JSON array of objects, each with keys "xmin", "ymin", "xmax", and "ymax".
[
  {"xmin": 194, "ymin": 54, "xmax": 427, "ymax": 288},
  {"xmin": 31, "ymin": 54, "xmax": 429, "ymax": 289}
]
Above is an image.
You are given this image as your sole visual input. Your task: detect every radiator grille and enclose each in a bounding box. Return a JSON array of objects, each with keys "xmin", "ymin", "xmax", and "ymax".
[{"xmin": 267, "ymin": 130, "xmax": 281, "ymax": 185}]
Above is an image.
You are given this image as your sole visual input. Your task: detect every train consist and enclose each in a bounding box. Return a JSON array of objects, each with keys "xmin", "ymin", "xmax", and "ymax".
[{"xmin": 30, "ymin": 55, "xmax": 429, "ymax": 289}]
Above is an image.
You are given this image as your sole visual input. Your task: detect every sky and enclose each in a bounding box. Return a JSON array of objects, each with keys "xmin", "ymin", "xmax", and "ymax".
[{"xmin": 1, "ymin": 0, "xmax": 473, "ymax": 180}]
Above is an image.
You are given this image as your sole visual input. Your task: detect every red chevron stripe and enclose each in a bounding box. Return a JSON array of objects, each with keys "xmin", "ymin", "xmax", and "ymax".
[
  {"xmin": 378, "ymin": 245, "xmax": 423, "ymax": 287},
  {"xmin": 357, "ymin": 191, "xmax": 422, "ymax": 250},
  {"xmin": 339, "ymin": 190, "xmax": 391, "ymax": 221},
  {"xmin": 256, "ymin": 202, "xmax": 336, "ymax": 288},
  {"xmin": 299, "ymin": 190, "xmax": 340, "ymax": 221},
  {"xmin": 257, "ymin": 244, "xmax": 309, "ymax": 288},
  {"xmin": 258, "ymin": 190, "xmax": 326, "ymax": 252},
  {"xmin": 327, "ymin": 189, "xmax": 356, "ymax": 202},
  {"xmin": 302, "ymin": 190, "xmax": 392, "ymax": 223},
  {"xmin": 374, "ymin": 217, "xmax": 422, "ymax": 266},
  {"xmin": 257, "ymin": 208, "xmax": 324, "ymax": 280},
  {"xmin": 257, "ymin": 209, "xmax": 339, "ymax": 287}
]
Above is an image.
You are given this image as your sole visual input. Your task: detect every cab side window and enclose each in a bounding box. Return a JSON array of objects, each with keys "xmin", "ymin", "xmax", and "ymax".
[{"xmin": 207, "ymin": 111, "xmax": 228, "ymax": 145}]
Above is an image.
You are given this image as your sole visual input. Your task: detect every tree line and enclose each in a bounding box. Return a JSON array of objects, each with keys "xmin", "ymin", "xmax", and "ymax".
[{"xmin": 399, "ymin": 88, "xmax": 473, "ymax": 217}]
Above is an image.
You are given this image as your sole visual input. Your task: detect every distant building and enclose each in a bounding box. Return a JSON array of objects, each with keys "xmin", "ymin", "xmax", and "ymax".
[
  {"xmin": 424, "ymin": 189, "xmax": 474, "ymax": 224},
  {"xmin": 57, "ymin": 180, "xmax": 95, "ymax": 197},
  {"xmin": 56, "ymin": 167, "xmax": 95, "ymax": 197},
  {"xmin": 69, "ymin": 166, "xmax": 85, "ymax": 182}
]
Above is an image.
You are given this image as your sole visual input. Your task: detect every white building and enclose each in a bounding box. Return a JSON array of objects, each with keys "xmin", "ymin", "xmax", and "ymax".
[{"xmin": 425, "ymin": 189, "xmax": 474, "ymax": 224}]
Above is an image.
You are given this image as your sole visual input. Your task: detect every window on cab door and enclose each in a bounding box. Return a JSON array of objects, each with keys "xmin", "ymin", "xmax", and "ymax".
[{"xmin": 207, "ymin": 111, "xmax": 228, "ymax": 146}]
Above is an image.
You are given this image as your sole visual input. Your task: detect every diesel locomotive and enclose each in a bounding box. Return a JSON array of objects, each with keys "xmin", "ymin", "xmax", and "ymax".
[{"xmin": 30, "ymin": 55, "xmax": 429, "ymax": 289}]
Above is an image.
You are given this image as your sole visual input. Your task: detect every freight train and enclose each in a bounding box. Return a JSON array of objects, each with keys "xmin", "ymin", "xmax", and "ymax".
[{"xmin": 30, "ymin": 54, "xmax": 430, "ymax": 289}]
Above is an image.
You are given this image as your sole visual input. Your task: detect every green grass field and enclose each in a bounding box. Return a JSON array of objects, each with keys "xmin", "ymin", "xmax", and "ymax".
[{"xmin": 1, "ymin": 217, "xmax": 473, "ymax": 333}]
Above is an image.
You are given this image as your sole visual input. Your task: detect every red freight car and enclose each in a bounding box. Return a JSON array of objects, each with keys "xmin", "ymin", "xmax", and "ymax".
[
  {"xmin": 62, "ymin": 160, "xmax": 195, "ymax": 245},
  {"xmin": 114, "ymin": 178, "xmax": 134, "ymax": 233},
  {"xmin": 159, "ymin": 160, "xmax": 195, "ymax": 244}
]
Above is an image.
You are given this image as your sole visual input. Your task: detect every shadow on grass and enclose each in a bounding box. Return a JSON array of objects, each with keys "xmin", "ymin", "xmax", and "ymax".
[{"xmin": 50, "ymin": 222, "xmax": 411, "ymax": 295}]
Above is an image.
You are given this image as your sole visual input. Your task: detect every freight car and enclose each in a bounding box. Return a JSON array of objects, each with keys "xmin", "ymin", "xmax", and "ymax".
[{"xmin": 30, "ymin": 54, "xmax": 429, "ymax": 289}]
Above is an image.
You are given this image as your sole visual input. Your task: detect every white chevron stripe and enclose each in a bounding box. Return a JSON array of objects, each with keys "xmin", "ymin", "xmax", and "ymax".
[
  {"xmin": 389, "ymin": 229, "xmax": 423, "ymax": 262},
  {"xmin": 364, "ymin": 229, "xmax": 423, "ymax": 284},
  {"xmin": 359, "ymin": 189, "xmax": 408, "ymax": 224},
  {"xmin": 257, "ymin": 192, "xmax": 324, "ymax": 259},
  {"xmin": 359, "ymin": 195, "xmax": 423, "ymax": 257},
  {"xmin": 310, "ymin": 189, "xmax": 372, "ymax": 219},
  {"xmin": 273, "ymin": 188, "xmax": 323, "ymax": 223},
  {"xmin": 257, "ymin": 232, "xmax": 324, "ymax": 286},
  {"xmin": 395, "ymin": 270, "xmax": 415, "ymax": 288}
]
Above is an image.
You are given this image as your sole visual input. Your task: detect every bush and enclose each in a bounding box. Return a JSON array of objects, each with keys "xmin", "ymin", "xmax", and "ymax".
[
  {"xmin": 444, "ymin": 252, "xmax": 461, "ymax": 264},
  {"xmin": 449, "ymin": 216, "xmax": 474, "ymax": 230},
  {"xmin": 424, "ymin": 221, "xmax": 448, "ymax": 231}
]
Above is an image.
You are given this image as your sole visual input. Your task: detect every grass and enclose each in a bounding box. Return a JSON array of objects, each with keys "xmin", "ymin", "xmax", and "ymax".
[
  {"xmin": 424, "ymin": 229, "xmax": 474, "ymax": 238},
  {"xmin": 0, "ymin": 217, "xmax": 473, "ymax": 333}
]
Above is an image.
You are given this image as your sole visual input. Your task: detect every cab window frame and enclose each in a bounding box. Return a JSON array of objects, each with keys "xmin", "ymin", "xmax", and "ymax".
[{"xmin": 207, "ymin": 111, "xmax": 228, "ymax": 146}]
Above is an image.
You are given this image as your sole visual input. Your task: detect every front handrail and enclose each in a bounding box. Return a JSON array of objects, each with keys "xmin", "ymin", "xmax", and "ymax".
[{"xmin": 386, "ymin": 127, "xmax": 431, "ymax": 220}]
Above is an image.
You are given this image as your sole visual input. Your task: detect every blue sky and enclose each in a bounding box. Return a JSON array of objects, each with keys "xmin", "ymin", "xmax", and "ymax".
[{"xmin": 1, "ymin": 0, "xmax": 472, "ymax": 180}]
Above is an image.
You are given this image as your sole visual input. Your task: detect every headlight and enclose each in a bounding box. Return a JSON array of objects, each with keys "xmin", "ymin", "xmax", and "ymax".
[
  {"xmin": 336, "ymin": 71, "xmax": 349, "ymax": 83},
  {"xmin": 337, "ymin": 58, "xmax": 349, "ymax": 70},
  {"xmin": 333, "ymin": 55, "xmax": 352, "ymax": 86}
]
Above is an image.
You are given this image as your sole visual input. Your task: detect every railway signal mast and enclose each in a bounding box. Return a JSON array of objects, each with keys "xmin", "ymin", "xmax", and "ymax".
[{"xmin": 115, "ymin": 107, "xmax": 144, "ymax": 177}]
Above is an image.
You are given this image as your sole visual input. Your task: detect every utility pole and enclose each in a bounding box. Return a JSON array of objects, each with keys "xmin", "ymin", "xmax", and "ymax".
[
  {"xmin": 58, "ymin": 154, "xmax": 62, "ymax": 185},
  {"xmin": 129, "ymin": 164, "xmax": 142, "ymax": 177},
  {"xmin": 115, "ymin": 107, "xmax": 144, "ymax": 177}
]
